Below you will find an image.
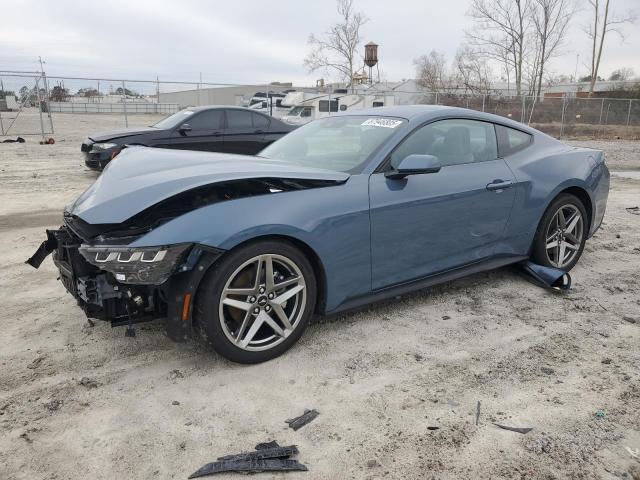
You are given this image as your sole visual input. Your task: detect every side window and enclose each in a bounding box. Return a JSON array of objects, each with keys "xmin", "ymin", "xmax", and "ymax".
[
  {"xmin": 301, "ymin": 107, "xmax": 312, "ymax": 118},
  {"xmin": 188, "ymin": 110, "xmax": 223, "ymax": 130},
  {"xmin": 497, "ymin": 125, "xmax": 533, "ymax": 156},
  {"xmin": 252, "ymin": 113, "xmax": 270, "ymax": 129},
  {"xmin": 226, "ymin": 110, "xmax": 253, "ymax": 129},
  {"xmin": 390, "ymin": 119, "xmax": 498, "ymax": 168}
]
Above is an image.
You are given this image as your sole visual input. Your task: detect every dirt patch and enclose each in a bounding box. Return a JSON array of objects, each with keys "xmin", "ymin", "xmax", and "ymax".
[
  {"xmin": 0, "ymin": 114, "xmax": 639, "ymax": 479},
  {"xmin": 0, "ymin": 210, "xmax": 62, "ymax": 232}
]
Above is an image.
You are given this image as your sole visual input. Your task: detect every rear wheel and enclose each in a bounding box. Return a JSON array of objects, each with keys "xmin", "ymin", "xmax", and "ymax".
[
  {"xmin": 531, "ymin": 193, "xmax": 588, "ymax": 271},
  {"xmin": 195, "ymin": 240, "xmax": 316, "ymax": 363}
]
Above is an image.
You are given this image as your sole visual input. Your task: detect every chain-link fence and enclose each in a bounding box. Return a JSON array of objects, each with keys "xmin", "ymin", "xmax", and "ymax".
[{"xmin": 1, "ymin": 71, "xmax": 639, "ymax": 139}]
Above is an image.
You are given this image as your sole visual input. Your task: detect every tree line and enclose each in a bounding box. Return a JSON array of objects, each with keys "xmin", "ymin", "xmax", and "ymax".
[{"xmin": 304, "ymin": 0, "xmax": 636, "ymax": 97}]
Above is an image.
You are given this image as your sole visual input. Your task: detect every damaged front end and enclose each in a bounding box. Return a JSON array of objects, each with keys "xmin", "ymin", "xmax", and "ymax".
[
  {"xmin": 26, "ymin": 148, "xmax": 350, "ymax": 340},
  {"xmin": 27, "ymin": 219, "xmax": 222, "ymax": 341}
]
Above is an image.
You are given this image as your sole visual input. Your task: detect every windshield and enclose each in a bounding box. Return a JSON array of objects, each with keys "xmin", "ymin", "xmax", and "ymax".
[
  {"xmin": 287, "ymin": 106, "xmax": 304, "ymax": 116},
  {"xmin": 152, "ymin": 109, "xmax": 196, "ymax": 129},
  {"xmin": 260, "ymin": 115, "xmax": 406, "ymax": 174}
]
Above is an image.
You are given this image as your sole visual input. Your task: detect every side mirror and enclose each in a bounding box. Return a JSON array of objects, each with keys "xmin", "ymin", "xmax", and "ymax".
[
  {"xmin": 179, "ymin": 123, "xmax": 192, "ymax": 134},
  {"xmin": 385, "ymin": 154, "xmax": 441, "ymax": 179}
]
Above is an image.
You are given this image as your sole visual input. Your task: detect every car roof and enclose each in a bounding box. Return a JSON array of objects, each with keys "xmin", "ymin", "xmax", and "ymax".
[
  {"xmin": 340, "ymin": 105, "xmax": 541, "ymax": 134},
  {"xmin": 185, "ymin": 105, "xmax": 259, "ymax": 112},
  {"xmin": 346, "ymin": 105, "xmax": 449, "ymax": 119}
]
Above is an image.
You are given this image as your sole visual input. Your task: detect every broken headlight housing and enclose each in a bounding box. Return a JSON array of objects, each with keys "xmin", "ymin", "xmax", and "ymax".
[{"xmin": 79, "ymin": 244, "xmax": 191, "ymax": 285}]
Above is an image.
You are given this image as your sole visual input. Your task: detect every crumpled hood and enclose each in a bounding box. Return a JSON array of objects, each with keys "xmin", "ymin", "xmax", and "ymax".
[
  {"xmin": 69, "ymin": 147, "xmax": 349, "ymax": 224},
  {"xmin": 89, "ymin": 126, "xmax": 157, "ymax": 142}
]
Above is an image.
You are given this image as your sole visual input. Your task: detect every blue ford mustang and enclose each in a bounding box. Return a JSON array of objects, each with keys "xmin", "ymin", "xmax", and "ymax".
[{"xmin": 29, "ymin": 106, "xmax": 609, "ymax": 363}]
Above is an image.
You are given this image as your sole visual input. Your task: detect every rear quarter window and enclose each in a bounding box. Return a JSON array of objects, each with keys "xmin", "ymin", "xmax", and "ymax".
[{"xmin": 497, "ymin": 125, "xmax": 533, "ymax": 156}]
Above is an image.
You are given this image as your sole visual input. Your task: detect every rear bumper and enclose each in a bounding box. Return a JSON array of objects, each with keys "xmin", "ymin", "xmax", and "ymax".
[{"xmin": 29, "ymin": 226, "xmax": 222, "ymax": 341}]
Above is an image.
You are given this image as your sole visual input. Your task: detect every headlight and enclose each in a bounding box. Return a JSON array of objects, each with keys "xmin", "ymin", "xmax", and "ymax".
[
  {"xmin": 79, "ymin": 244, "xmax": 191, "ymax": 285},
  {"xmin": 90, "ymin": 142, "xmax": 118, "ymax": 152}
]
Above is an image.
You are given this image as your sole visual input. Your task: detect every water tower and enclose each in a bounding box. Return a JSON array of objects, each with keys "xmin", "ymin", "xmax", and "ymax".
[{"xmin": 364, "ymin": 42, "xmax": 379, "ymax": 85}]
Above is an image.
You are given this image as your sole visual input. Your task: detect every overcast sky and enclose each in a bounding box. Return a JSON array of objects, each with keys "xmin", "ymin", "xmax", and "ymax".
[{"xmin": 1, "ymin": 0, "xmax": 638, "ymax": 90}]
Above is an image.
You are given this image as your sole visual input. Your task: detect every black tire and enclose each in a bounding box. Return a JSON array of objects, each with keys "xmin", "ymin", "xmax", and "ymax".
[
  {"xmin": 194, "ymin": 239, "xmax": 316, "ymax": 364},
  {"xmin": 531, "ymin": 193, "xmax": 588, "ymax": 271}
]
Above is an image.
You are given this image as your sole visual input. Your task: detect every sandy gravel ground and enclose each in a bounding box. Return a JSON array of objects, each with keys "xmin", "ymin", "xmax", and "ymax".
[{"xmin": 1, "ymin": 114, "xmax": 639, "ymax": 480}]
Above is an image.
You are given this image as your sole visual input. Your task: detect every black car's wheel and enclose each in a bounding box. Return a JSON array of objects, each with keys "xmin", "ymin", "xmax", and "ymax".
[
  {"xmin": 194, "ymin": 239, "xmax": 316, "ymax": 364},
  {"xmin": 531, "ymin": 193, "xmax": 588, "ymax": 271}
]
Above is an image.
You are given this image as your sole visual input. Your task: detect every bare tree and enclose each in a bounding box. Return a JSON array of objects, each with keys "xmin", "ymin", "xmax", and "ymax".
[
  {"xmin": 454, "ymin": 45, "xmax": 493, "ymax": 94},
  {"xmin": 414, "ymin": 50, "xmax": 449, "ymax": 92},
  {"xmin": 531, "ymin": 0, "xmax": 574, "ymax": 97},
  {"xmin": 609, "ymin": 67, "xmax": 635, "ymax": 81},
  {"xmin": 466, "ymin": 0, "xmax": 532, "ymax": 95},
  {"xmin": 584, "ymin": 0, "xmax": 636, "ymax": 95},
  {"xmin": 303, "ymin": 0, "xmax": 368, "ymax": 86}
]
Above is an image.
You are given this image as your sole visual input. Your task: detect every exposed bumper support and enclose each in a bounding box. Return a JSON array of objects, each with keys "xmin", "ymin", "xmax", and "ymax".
[{"xmin": 26, "ymin": 226, "xmax": 224, "ymax": 341}]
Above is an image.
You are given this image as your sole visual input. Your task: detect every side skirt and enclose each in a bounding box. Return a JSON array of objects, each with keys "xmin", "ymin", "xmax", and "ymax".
[{"xmin": 325, "ymin": 254, "xmax": 528, "ymax": 316}]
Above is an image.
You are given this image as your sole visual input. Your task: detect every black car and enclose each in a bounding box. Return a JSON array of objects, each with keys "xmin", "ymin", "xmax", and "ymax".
[{"xmin": 81, "ymin": 106, "xmax": 296, "ymax": 170}]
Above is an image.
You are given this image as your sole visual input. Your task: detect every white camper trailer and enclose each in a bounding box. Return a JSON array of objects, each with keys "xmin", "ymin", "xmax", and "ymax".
[{"xmin": 281, "ymin": 92, "xmax": 395, "ymax": 125}]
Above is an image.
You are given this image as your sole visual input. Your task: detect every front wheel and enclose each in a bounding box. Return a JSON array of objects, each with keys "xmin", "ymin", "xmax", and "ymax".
[
  {"xmin": 531, "ymin": 193, "xmax": 588, "ymax": 271},
  {"xmin": 194, "ymin": 240, "xmax": 316, "ymax": 363}
]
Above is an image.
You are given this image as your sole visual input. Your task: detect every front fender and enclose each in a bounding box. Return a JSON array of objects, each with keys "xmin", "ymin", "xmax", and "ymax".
[{"xmin": 130, "ymin": 176, "xmax": 372, "ymax": 312}]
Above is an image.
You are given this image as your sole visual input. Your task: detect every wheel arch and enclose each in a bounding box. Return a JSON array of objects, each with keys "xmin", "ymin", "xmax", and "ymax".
[
  {"xmin": 197, "ymin": 234, "xmax": 328, "ymax": 315},
  {"xmin": 528, "ymin": 184, "xmax": 593, "ymax": 255},
  {"xmin": 554, "ymin": 185, "xmax": 593, "ymax": 232}
]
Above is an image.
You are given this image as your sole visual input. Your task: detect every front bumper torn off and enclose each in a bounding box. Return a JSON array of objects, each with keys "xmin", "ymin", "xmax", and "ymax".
[{"xmin": 26, "ymin": 226, "xmax": 223, "ymax": 341}]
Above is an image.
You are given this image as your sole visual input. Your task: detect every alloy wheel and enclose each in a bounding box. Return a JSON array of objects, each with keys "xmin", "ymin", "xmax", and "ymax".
[
  {"xmin": 218, "ymin": 254, "xmax": 307, "ymax": 351},
  {"xmin": 544, "ymin": 204, "xmax": 584, "ymax": 268}
]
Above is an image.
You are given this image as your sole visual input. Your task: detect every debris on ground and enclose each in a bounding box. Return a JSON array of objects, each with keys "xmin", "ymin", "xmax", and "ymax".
[
  {"xmin": 623, "ymin": 316, "xmax": 637, "ymax": 324},
  {"xmin": 626, "ymin": 206, "xmax": 640, "ymax": 215},
  {"xmin": 188, "ymin": 441, "xmax": 306, "ymax": 478},
  {"xmin": 285, "ymin": 409, "xmax": 319, "ymax": 431},
  {"xmin": 217, "ymin": 444, "xmax": 300, "ymax": 461},
  {"xmin": 516, "ymin": 261, "xmax": 571, "ymax": 291},
  {"xmin": 493, "ymin": 424, "xmax": 533, "ymax": 434},
  {"xmin": 475, "ymin": 401, "xmax": 481, "ymax": 425},
  {"xmin": 427, "ymin": 426, "xmax": 440, "ymax": 431},
  {"xmin": 595, "ymin": 410, "xmax": 605, "ymax": 419},
  {"xmin": 1, "ymin": 137, "xmax": 25, "ymax": 143},
  {"xmin": 541, "ymin": 367, "xmax": 555, "ymax": 375}
]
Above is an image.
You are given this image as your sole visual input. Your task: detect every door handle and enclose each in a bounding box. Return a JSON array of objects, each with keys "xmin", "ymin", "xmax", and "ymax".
[
  {"xmin": 211, "ymin": 131, "xmax": 222, "ymax": 137},
  {"xmin": 486, "ymin": 180, "xmax": 513, "ymax": 191},
  {"xmin": 254, "ymin": 129, "xmax": 264, "ymax": 134}
]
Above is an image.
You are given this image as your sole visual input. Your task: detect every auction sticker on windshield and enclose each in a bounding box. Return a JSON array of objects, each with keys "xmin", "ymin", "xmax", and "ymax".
[{"xmin": 361, "ymin": 118, "xmax": 403, "ymax": 128}]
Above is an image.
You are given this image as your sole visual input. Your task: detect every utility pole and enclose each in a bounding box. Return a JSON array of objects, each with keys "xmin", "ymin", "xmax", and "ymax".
[{"xmin": 574, "ymin": 54, "xmax": 579, "ymax": 82}]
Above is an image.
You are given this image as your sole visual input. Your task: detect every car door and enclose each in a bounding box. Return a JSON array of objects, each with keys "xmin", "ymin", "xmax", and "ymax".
[
  {"xmin": 369, "ymin": 119, "xmax": 517, "ymax": 290},
  {"xmin": 223, "ymin": 109, "xmax": 267, "ymax": 155},
  {"xmin": 162, "ymin": 109, "xmax": 224, "ymax": 152}
]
